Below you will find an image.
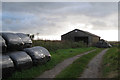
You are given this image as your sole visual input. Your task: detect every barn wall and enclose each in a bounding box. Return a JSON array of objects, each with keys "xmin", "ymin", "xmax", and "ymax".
[
  {"xmin": 88, "ymin": 37, "xmax": 92, "ymax": 46},
  {"xmin": 61, "ymin": 35, "xmax": 74, "ymax": 41},
  {"xmin": 91, "ymin": 36, "xmax": 100, "ymax": 45}
]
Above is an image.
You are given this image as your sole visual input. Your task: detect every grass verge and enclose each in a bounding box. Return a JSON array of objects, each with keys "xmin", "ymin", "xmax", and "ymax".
[
  {"xmin": 5, "ymin": 47, "xmax": 95, "ymax": 80},
  {"xmin": 101, "ymin": 47, "xmax": 119, "ymax": 78},
  {"xmin": 55, "ymin": 48, "xmax": 103, "ymax": 78}
]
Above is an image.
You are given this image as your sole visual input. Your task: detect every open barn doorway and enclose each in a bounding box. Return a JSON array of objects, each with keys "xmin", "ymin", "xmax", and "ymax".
[{"xmin": 74, "ymin": 36, "xmax": 88, "ymax": 45}]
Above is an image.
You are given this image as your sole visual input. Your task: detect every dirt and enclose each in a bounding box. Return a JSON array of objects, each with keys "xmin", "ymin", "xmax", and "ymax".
[
  {"xmin": 80, "ymin": 49, "xmax": 109, "ymax": 78},
  {"xmin": 34, "ymin": 49, "xmax": 96, "ymax": 79}
]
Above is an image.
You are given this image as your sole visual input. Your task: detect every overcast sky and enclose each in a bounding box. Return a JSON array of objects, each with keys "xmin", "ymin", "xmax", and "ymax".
[{"xmin": 2, "ymin": 2, "xmax": 118, "ymax": 41}]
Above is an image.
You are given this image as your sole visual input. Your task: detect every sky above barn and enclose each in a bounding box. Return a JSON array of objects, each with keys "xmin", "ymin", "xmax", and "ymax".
[{"xmin": 2, "ymin": 2, "xmax": 118, "ymax": 41}]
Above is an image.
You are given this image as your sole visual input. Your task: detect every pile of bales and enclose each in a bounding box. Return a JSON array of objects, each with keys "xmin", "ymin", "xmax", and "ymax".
[
  {"xmin": 95, "ymin": 39, "xmax": 112, "ymax": 48},
  {"xmin": 0, "ymin": 33, "xmax": 51, "ymax": 79}
]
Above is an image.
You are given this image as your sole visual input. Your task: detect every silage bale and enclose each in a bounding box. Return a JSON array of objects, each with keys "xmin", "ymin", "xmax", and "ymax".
[
  {"xmin": 1, "ymin": 33, "xmax": 24, "ymax": 51},
  {"xmin": 0, "ymin": 35, "xmax": 7, "ymax": 53},
  {"xmin": 2, "ymin": 55, "xmax": 14, "ymax": 78},
  {"xmin": 16, "ymin": 33, "xmax": 32, "ymax": 48},
  {"xmin": 95, "ymin": 40, "xmax": 112, "ymax": 48},
  {"xmin": 9, "ymin": 51, "xmax": 32, "ymax": 70},
  {"xmin": 32, "ymin": 46, "xmax": 51, "ymax": 62},
  {"xmin": 24, "ymin": 46, "xmax": 51, "ymax": 65}
]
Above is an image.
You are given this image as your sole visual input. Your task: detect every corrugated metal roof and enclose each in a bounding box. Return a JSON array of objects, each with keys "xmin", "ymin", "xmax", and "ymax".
[{"xmin": 62, "ymin": 29, "xmax": 100, "ymax": 38}]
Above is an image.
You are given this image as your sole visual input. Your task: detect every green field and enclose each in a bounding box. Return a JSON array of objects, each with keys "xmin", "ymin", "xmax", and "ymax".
[
  {"xmin": 101, "ymin": 47, "xmax": 119, "ymax": 78},
  {"xmin": 55, "ymin": 48, "xmax": 103, "ymax": 78},
  {"xmin": 32, "ymin": 40, "xmax": 87, "ymax": 52},
  {"xmin": 5, "ymin": 47, "xmax": 95, "ymax": 80}
]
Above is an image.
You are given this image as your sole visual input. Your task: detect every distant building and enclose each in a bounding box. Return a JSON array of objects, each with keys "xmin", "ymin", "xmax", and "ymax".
[{"xmin": 61, "ymin": 29, "xmax": 100, "ymax": 46}]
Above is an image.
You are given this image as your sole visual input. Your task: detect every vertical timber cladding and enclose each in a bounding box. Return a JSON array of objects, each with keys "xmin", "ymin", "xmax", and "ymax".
[{"xmin": 61, "ymin": 29, "xmax": 100, "ymax": 46}]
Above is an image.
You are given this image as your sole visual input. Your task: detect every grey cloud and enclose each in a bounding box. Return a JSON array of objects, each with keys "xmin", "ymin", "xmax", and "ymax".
[
  {"xmin": 92, "ymin": 21, "xmax": 107, "ymax": 28},
  {"xmin": 3, "ymin": 2, "xmax": 117, "ymax": 17},
  {"xmin": 2, "ymin": 2, "xmax": 118, "ymax": 35}
]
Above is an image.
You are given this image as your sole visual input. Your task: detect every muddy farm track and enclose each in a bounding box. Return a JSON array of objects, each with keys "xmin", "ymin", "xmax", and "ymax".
[
  {"xmin": 80, "ymin": 49, "xmax": 109, "ymax": 78},
  {"xmin": 34, "ymin": 49, "xmax": 108, "ymax": 79},
  {"xmin": 34, "ymin": 49, "xmax": 96, "ymax": 79}
]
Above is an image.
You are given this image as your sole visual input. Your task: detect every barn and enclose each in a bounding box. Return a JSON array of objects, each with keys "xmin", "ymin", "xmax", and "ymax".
[{"xmin": 61, "ymin": 29, "xmax": 100, "ymax": 46}]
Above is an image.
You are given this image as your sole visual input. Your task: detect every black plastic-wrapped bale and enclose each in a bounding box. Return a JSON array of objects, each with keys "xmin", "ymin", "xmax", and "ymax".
[
  {"xmin": 16, "ymin": 33, "xmax": 32, "ymax": 48},
  {"xmin": 95, "ymin": 40, "xmax": 112, "ymax": 48},
  {"xmin": 32, "ymin": 46, "xmax": 51, "ymax": 62},
  {"xmin": 9, "ymin": 51, "xmax": 32, "ymax": 70},
  {"xmin": 1, "ymin": 33, "xmax": 24, "ymax": 51},
  {"xmin": 0, "ymin": 35, "xmax": 7, "ymax": 53},
  {"xmin": 24, "ymin": 46, "xmax": 50, "ymax": 65},
  {"xmin": 2, "ymin": 55, "xmax": 14, "ymax": 78}
]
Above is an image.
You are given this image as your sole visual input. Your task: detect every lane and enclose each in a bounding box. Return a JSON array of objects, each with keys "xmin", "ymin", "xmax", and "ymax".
[
  {"xmin": 80, "ymin": 48, "xmax": 109, "ymax": 78},
  {"xmin": 34, "ymin": 49, "xmax": 96, "ymax": 79}
]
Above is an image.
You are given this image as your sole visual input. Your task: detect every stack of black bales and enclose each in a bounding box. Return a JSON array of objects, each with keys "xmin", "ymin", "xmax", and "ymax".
[
  {"xmin": 0, "ymin": 32, "xmax": 51, "ymax": 79},
  {"xmin": 95, "ymin": 39, "xmax": 112, "ymax": 48}
]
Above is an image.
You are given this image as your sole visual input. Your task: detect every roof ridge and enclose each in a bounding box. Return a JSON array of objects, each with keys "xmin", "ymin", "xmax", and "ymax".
[{"xmin": 62, "ymin": 29, "xmax": 100, "ymax": 37}]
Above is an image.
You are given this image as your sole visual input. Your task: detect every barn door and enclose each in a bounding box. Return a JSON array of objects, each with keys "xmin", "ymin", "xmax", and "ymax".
[{"xmin": 74, "ymin": 36, "xmax": 88, "ymax": 45}]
